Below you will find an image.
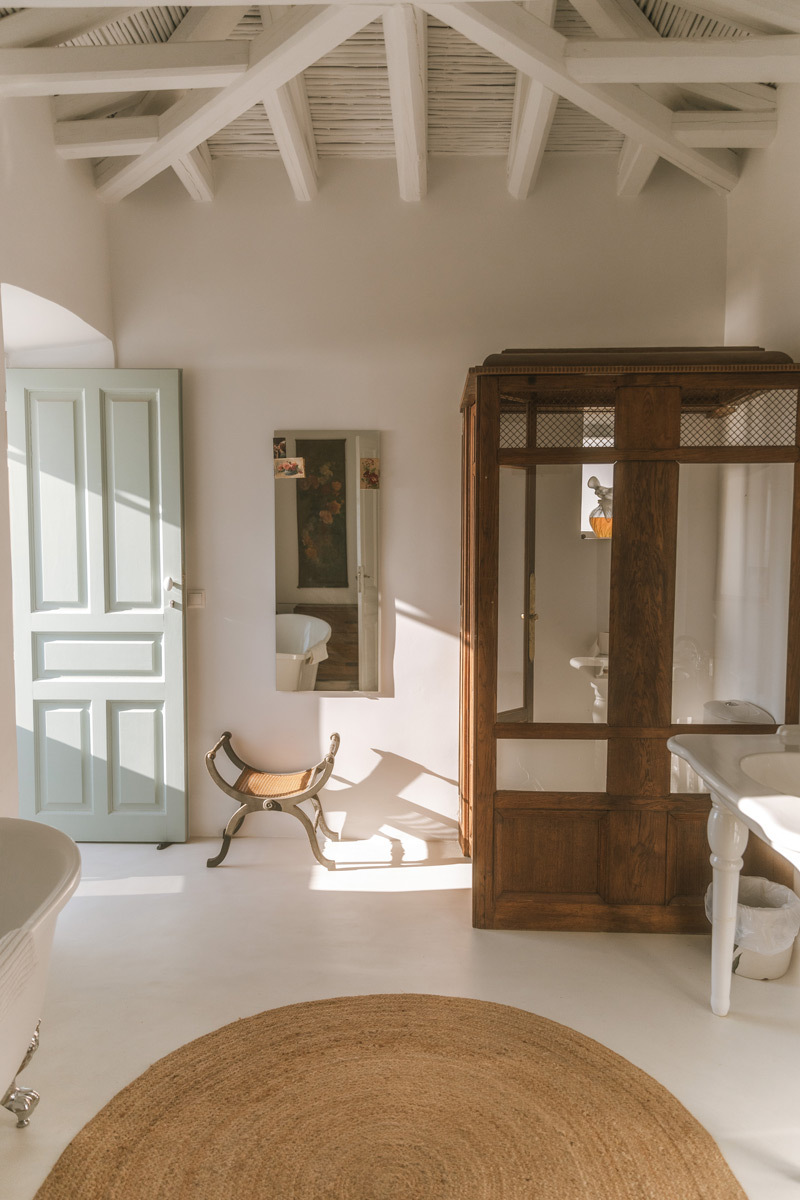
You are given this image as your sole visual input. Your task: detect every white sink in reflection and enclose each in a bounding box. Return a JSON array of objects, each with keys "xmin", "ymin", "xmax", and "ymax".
[{"xmin": 569, "ymin": 655, "xmax": 608, "ymax": 723}]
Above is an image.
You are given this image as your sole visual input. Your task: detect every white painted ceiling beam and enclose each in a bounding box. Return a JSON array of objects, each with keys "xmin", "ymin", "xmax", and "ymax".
[
  {"xmin": 171, "ymin": 6, "xmax": 251, "ymax": 41},
  {"xmin": 573, "ymin": 0, "xmax": 771, "ymax": 39},
  {"xmin": 616, "ymin": 138, "xmax": 659, "ymax": 198},
  {"xmin": 568, "ymin": 0, "xmax": 656, "ymax": 40},
  {"xmin": 671, "ymin": 0, "xmax": 800, "ymax": 35},
  {"xmin": 673, "ymin": 109, "xmax": 776, "ymax": 148},
  {"xmin": 171, "ymin": 142, "xmax": 215, "ymax": 201},
  {"xmin": 54, "ymin": 113, "xmax": 158, "ymax": 156},
  {"xmin": 262, "ymin": 82, "xmax": 319, "ymax": 200},
  {"xmin": 0, "ymin": 8, "xmax": 143, "ymax": 48},
  {"xmin": 679, "ymin": 83, "xmax": 778, "ymax": 111},
  {"xmin": 260, "ymin": 7, "xmax": 319, "ymax": 202},
  {"xmin": 383, "ymin": 4, "xmax": 427, "ymax": 201},
  {"xmin": 419, "ymin": 3, "xmax": 739, "ymax": 192},
  {"xmin": 95, "ymin": 5, "xmax": 383, "ymax": 202},
  {"xmin": 137, "ymin": 10, "xmax": 248, "ymax": 202},
  {"xmin": 507, "ymin": 77, "xmax": 558, "ymax": 198},
  {"xmin": 565, "ymin": 37, "xmax": 800, "ymax": 86},
  {"xmin": 5, "ymin": 0, "xmax": 796, "ymax": 17},
  {"xmin": 506, "ymin": 0, "xmax": 556, "ymax": 200},
  {"xmin": 52, "ymin": 90, "xmax": 146, "ymax": 120},
  {"xmin": 564, "ymin": 0, "xmax": 665, "ymax": 200},
  {"xmin": 0, "ymin": 42, "xmax": 250, "ymax": 97}
]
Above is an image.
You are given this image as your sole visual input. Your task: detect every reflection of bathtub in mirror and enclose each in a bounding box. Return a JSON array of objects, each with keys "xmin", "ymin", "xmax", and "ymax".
[
  {"xmin": 275, "ymin": 614, "xmax": 332, "ymax": 692},
  {"xmin": 274, "ymin": 429, "xmax": 380, "ymax": 693}
]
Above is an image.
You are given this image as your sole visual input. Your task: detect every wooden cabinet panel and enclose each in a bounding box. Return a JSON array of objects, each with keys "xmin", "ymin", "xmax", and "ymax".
[
  {"xmin": 603, "ymin": 811, "xmax": 667, "ymax": 905},
  {"xmin": 615, "ymin": 385, "xmax": 681, "ymax": 450},
  {"xmin": 607, "ymin": 738, "xmax": 670, "ymax": 796},
  {"xmin": 666, "ymin": 811, "xmax": 711, "ymax": 905},
  {"xmin": 495, "ymin": 810, "xmax": 602, "ymax": 897}
]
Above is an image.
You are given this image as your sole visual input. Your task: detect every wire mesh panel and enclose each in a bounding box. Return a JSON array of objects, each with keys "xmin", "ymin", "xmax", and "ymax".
[
  {"xmin": 499, "ymin": 404, "xmax": 616, "ymax": 449},
  {"xmin": 536, "ymin": 405, "xmax": 615, "ymax": 449},
  {"xmin": 499, "ymin": 409, "xmax": 528, "ymax": 449},
  {"xmin": 680, "ymin": 389, "xmax": 798, "ymax": 448}
]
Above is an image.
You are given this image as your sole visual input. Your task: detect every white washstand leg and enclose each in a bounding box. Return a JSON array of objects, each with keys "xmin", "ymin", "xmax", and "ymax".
[{"xmin": 707, "ymin": 795, "xmax": 749, "ymax": 1016}]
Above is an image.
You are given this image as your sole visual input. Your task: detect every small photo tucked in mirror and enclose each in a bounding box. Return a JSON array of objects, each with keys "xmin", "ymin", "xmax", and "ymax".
[
  {"xmin": 273, "ymin": 436, "xmax": 287, "ymax": 459},
  {"xmin": 274, "ymin": 457, "xmax": 305, "ymax": 478},
  {"xmin": 274, "ymin": 430, "xmax": 380, "ymax": 695},
  {"xmin": 360, "ymin": 457, "xmax": 380, "ymax": 489}
]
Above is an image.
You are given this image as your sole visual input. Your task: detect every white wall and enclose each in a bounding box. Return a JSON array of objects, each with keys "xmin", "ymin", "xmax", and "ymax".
[
  {"xmin": 0, "ymin": 100, "xmax": 113, "ymax": 339},
  {"xmin": 725, "ymin": 83, "xmax": 800, "ymax": 716},
  {"xmin": 107, "ymin": 153, "xmax": 727, "ymax": 840},
  {"xmin": 726, "ymin": 85, "xmax": 800, "ymax": 360},
  {"xmin": 0, "ymin": 99, "xmax": 114, "ymax": 818}
]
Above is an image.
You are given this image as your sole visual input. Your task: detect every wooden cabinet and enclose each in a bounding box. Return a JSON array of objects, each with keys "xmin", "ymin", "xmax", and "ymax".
[{"xmin": 460, "ymin": 349, "xmax": 800, "ymax": 931}]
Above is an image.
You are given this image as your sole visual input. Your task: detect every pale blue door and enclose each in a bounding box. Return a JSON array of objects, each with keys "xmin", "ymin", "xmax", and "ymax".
[{"xmin": 6, "ymin": 369, "xmax": 187, "ymax": 842}]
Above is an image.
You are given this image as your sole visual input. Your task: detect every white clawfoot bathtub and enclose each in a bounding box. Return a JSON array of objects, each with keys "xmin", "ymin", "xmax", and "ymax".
[
  {"xmin": 0, "ymin": 818, "xmax": 81, "ymax": 1126},
  {"xmin": 275, "ymin": 614, "xmax": 332, "ymax": 691}
]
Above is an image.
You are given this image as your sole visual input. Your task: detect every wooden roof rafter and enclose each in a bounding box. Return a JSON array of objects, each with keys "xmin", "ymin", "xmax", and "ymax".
[
  {"xmin": 506, "ymin": 0, "xmax": 559, "ymax": 200},
  {"xmin": 383, "ymin": 3, "xmax": 427, "ymax": 201},
  {"xmin": 259, "ymin": 5, "xmax": 320, "ymax": 200},
  {"xmin": 417, "ymin": 2, "xmax": 740, "ymax": 192},
  {"xmin": 0, "ymin": 0, "xmax": 790, "ymax": 204},
  {"xmin": 94, "ymin": 4, "xmax": 385, "ymax": 201}
]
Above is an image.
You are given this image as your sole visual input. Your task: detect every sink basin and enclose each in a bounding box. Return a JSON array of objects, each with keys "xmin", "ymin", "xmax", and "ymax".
[
  {"xmin": 740, "ymin": 751, "xmax": 800, "ymax": 794},
  {"xmin": 668, "ymin": 724, "xmax": 800, "ymax": 1016},
  {"xmin": 668, "ymin": 726, "xmax": 800, "ymax": 863},
  {"xmin": 568, "ymin": 656, "xmax": 608, "ymax": 722}
]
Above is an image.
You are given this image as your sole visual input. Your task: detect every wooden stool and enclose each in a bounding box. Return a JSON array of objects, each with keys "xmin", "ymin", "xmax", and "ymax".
[{"xmin": 205, "ymin": 732, "xmax": 340, "ymax": 868}]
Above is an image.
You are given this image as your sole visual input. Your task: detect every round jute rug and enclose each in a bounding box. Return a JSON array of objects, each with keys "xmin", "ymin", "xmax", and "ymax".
[{"xmin": 36, "ymin": 994, "xmax": 744, "ymax": 1200}]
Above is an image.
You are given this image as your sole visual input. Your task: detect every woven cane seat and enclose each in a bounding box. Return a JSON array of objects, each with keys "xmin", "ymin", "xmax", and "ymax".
[
  {"xmin": 234, "ymin": 768, "xmax": 314, "ymax": 799},
  {"xmin": 205, "ymin": 731, "xmax": 340, "ymax": 869}
]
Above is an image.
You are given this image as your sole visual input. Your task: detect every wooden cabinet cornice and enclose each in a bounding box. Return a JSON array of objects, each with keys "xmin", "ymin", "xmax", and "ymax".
[{"xmin": 460, "ymin": 347, "xmax": 799, "ymax": 932}]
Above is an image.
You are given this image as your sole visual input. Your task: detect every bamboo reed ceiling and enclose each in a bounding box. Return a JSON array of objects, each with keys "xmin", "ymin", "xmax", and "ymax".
[{"xmin": 21, "ymin": 0, "xmax": 761, "ymax": 164}]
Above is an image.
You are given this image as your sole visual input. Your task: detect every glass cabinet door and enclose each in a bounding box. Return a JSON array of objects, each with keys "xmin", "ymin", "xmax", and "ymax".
[
  {"xmin": 672, "ymin": 462, "xmax": 794, "ymax": 727},
  {"xmin": 497, "ymin": 463, "xmax": 611, "ymax": 723}
]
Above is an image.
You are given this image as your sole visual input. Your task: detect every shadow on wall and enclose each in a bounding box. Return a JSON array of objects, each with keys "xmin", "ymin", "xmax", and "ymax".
[
  {"xmin": 241, "ymin": 747, "xmax": 460, "ymax": 856},
  {"xmin": 15, "ymin": 726, "xmax": 186, "ymax": 842},
  {"xmin": 329, "ymin": 749, "xmax": 459, "ymax": 842},
  {"xmin": 0, "ymin": 283, "xmax": 114, "ymax": 367}
]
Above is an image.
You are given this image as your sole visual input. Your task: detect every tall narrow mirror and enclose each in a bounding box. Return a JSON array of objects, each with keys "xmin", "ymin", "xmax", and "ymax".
[{"xmin": 274, "ymin": 429, "xmax": 380, "ymax": 693}]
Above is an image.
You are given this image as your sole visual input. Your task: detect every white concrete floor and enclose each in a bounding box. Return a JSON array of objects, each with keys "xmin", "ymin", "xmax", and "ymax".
[{"xmin": 3, "ymin": 835, "xmax": 800, "ymax": 1200}]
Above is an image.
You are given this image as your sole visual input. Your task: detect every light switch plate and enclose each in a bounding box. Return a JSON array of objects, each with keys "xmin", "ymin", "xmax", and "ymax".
[{"xmin": 187, "ymin": 590, "xmax": 205, "ymax": 609}]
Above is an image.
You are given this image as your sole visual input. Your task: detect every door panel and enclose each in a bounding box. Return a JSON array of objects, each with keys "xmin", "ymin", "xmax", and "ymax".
[
  {"xmin": 35, "ymin": 702, "xmax": 92, "ymax": 813},
  {"xmin": 29, "ymin": 390, "xmax": 88, "ymax": 610},
  {"xmin": 7, "ymin": 369, "xmax": 186, "ymax": 843},
  {"xmin": 109, "ymin": 703, "xmax": 165, "ymax": 813},
  {"xmin": 34, "ymin": 633, "xmax": 163, "ymax": 679},
  {"xmin": 104, "ymin": 392, "xmax": 161, "ymax": 610}
]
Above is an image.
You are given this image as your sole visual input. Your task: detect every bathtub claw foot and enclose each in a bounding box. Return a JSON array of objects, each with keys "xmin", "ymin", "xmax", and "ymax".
[
  {"xmin": 2, "ymin": 1085, "xmax": 40, "ymax": 1128},
  {"xmin": 2, "ymin": 1023, "xmax": 42, "ymax": 1126},
  {"xmin": 18, "ymin": 1024, "xmax": 40, "ymax": 1074}
]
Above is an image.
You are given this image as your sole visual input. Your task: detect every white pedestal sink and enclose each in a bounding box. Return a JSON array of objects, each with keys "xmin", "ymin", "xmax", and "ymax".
[
  {"xmin": 569, "ymin": 655, "xmax": 608, "ymax": 722},
  {"xmin": 668, "ymin": 725, "xmax": 800, "ymax": 1016}
]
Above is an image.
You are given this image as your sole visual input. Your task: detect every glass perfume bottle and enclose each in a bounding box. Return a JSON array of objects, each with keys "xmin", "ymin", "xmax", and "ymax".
[{"xmin": 587, "ymin": 475, "xmax": 613, "ymax": 539}]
